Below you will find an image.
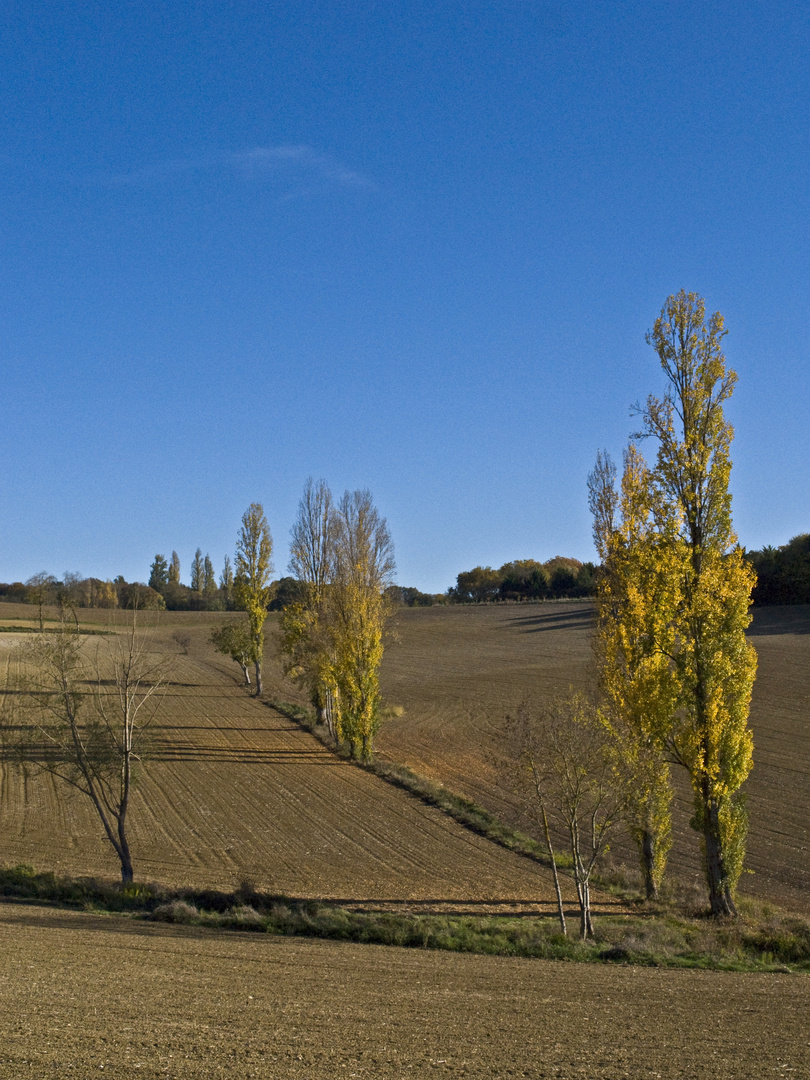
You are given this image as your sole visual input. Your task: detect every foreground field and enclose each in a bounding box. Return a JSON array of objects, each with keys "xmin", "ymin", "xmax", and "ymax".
[
  {"xmin": 379, "ymin": 602, "xmax": 810, "ymax": 914},
  {"xmin": 1, "ymin": 901, "xmax": 807, "ymax": 1079}
]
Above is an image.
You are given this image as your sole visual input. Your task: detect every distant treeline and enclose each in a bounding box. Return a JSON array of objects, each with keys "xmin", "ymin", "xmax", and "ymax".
[
  {"xmin": 6, "ymin": 538, "xmax": 806, "ymax": 615},
  {"xmin": 0, "ymin": 575, "xmax": 173, "ymax": 612},
  {"xmin": 447, "ymin": 557, "xmax": 596, "ymax": 603},
  {"xmin": 745, "ymin": 535, "xmax": 810, "ymax": 605}
]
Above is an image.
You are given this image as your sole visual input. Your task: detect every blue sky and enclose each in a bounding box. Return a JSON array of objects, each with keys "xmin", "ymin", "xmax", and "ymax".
[{"xmin": 1, "ymin": 0, "xmax": 808, "ymax": 594}]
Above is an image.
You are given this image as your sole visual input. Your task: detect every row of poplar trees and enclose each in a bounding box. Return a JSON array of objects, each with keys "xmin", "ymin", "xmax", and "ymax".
[
  {"xmin": 589, "ymin": 291, "xmax": 757, "ymax": 917},
  {"xmin": 217, "ymin": 484, "xmax": 395, "ymax": 762},
  {"xmin": 279, "ymin": 480, "xmax": 395, "ymax": 762}
]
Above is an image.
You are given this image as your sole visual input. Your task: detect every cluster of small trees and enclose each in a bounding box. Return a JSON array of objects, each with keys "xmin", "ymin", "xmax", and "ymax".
[
  {"xmin": 0, "ymin": 573, "xmax": 156, "ymax": 624},
  {"xmin": 148, "ymin": 550, "xmax": 235, "ymax": 611},
  {"xmin": 207, "ymin": 485, "xmax": 396, "ymax": 763},
  {"xmin": 1, "ymin": 487, "xmax": 394, "ymax": 884},
  {"xmin": 449, "ymin": 558, "xmax": 596, "ymax": 603}
]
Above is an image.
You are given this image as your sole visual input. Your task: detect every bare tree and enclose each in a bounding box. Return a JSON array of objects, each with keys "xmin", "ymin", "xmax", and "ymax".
[
  {"xmin": 289, "ymin": 477, "xmax": 336, "ymax": 599},
  {"xmin": 508, "ymin": 695, "xmax": 625, "ymax": 939},
  {"xmin": 6, "ymin": 613, "xmax": 171, "ymax": 883},
  {"xmin": 56, "ymin": 571, "xmax": 84, "ymax": 630},
  {"xmin": 505, "ymin": 703, "xmax": 567, "ymax": 935},
  {"xmin": 25, "ymin": 572, "xmax": 57, "ymax": 632}
]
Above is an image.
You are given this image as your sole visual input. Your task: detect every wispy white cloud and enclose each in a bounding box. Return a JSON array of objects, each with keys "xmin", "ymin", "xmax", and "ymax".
[
  {"xmin": 96, "ymin": 145, "xmax": 375, "ymax": 196},
  {"xmin": 230, "ymin": 145, "xmax": 375, "ymax": 191}
]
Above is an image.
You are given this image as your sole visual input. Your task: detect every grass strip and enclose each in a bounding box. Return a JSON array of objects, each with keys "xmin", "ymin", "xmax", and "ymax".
[
  {"xmin": 1, "ymin": 864, "xmax": 808, "ymax": 972},
  {"xmin": 0, "ymin": 625, "xmax": 110, "ymax": 635}
]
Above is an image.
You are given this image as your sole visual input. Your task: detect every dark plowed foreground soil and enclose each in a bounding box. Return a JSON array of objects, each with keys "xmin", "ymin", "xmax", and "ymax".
[
  {"xmin": 1, "ymin": 902, "xmax": 808, "ymax": 1080},
  {"xmin": 379, "ymin": 602, "xmax": 810, "ymax": 914}
]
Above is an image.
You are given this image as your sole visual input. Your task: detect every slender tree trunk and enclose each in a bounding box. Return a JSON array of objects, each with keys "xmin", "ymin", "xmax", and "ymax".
[
  {"xmin": 581, "ymin": 879, "xmax": 593, "ymax": 939},
  {"xmin": 84, "ymin": 782, "xmax": 132, "ymax": 886},
  {"xmin": 703, "ymin": 789, "xmax": 736, "ymax": 916},
  {"xmin": 117, "ymin": 749, "xmax": 134, "ymax": 885},
  {"xmin": 323, "ymin": 688, "xmax": 336, "ymax": 740},
  {"xmin": 117, "ymin": 816, "xmax": 134, "ymax": 884},
  {"xmin": 695, "ymin": 646, "xmax": 737, "ymax": 917},
  {"xmin": 254, "ymin": 659, "xmax": 262, "ymax": 696},
  {"xmin": 539, "ymin": 801, "xmax": 566, "ymax": 936},
  {"xmin": 570, "ymin": 825, "xmax": 591, "ymax": 939},
  {"xmin": 641, "ymin": 829, "xmax": 658, "ymax": 900},
  {"xmin": 241, "ymin": 663, "xmax": 251, "ymax": 685}
]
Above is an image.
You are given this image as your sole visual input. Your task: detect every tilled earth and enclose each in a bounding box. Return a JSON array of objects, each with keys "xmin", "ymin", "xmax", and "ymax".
[
  {"xmin": 0, "ymin": 609, "xmax": 614, "ymax": 914},
  {"xmin": 379, "ymin": 602, "xmax": 810, "ymax": 914},
  {"xmin": 1, "ymin": 901, "xmax": 808, "ymax": 1080}
]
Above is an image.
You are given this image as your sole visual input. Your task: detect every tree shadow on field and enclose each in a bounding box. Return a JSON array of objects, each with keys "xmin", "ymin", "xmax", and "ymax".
[
  {"xmin": 149, "ymin": 724, "xmax": 295, "ymax": 735},
  {"xmin": 509, "ymin": 607, "xmax": 594, "ymax": 634},
  {"xmin": 145, "ymin": 745, "xmax": 341, "ymax": 765},
  {"xmin": 748, "ymin": 604, "xmax": 810, "ymax": 636},
  {"xmin": 0, "ymin": 902, "xmax": 212, "ymax": 941}
]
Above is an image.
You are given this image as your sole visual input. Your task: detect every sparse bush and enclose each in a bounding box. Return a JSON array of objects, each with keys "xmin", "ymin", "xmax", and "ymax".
[
  {"xmin": 227, "ymin": 904, "xmax": 263, "ymax": 927},
  {"xmin": 152, "ymin": 900, "xmax": 200, "ymax": 923}
]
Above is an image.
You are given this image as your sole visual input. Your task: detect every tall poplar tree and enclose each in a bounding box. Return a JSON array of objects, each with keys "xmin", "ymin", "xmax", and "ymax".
[
  {"xmin": 148, "ymin": 554, "xmax": 168, "ymax": 592},
  {"xmin": 641, "ymin": 290, "xmax": 757, "ymax": 916},
  {"xmin": 190, "ymin": 549, "xmax": 204, "ymax": 594},
  {"xmin": 203, "ymin": 554, "xmax": 216, "ymax": 596},
  {"xmin": 329, "ymin": 489, "xmax": 396, "ymax": 760},
  {"xmin": 281, "ymin": 479, "xmax": 338, "ymax": 731},
  {"xmin": 220, "ymin": 555, "xmax": 234, "ymax": 598},
  {"xmin": 234, "ymin": 503, "xmax": 274, "ymax": 695},
  {"xmin": 589, "ymin": 446, "xmax": 679, "ymax": 899}
]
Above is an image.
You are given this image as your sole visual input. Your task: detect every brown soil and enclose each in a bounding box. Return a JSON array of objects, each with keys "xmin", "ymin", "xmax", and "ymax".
[
  {"xmin": 1, "ymin": 600, "xmax": 807, "ymax": 917},
  {"xmin": 0, "ymin": 606, "xmax": 600, "ymax": 914},
  {"xmin": 1, "ymin": 901, "xmax": 808, "ymax": 1080},
  {"xmin": 378, "ymin": 602, "xmax": 810, "ymax": 914}
]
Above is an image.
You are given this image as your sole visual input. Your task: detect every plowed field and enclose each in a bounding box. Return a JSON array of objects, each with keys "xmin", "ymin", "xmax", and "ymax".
[
  {"xmin": 0, "ymin": 606, "xmax": 598, "ymax": 914},
  {"xmin": 379, "ymin": 602, "xmax": 810, "ymax": 914},
  {"xmin": 2, "ymin": 901, "xmax": 808, "ymax": 1080},
  {"xmin": 1, "ymin": 600, "xmax": 808, "ymax": 916}
]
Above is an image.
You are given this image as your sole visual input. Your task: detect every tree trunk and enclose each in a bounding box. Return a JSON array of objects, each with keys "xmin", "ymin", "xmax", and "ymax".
[
  {"xmin": 324, "ymin": 689, "xmax": 336, "ymax": 740},
  {"xmin": 580, "ymin": 879, "xmax": 593, "ymax": 940},
  {"xmin": 241, "ymin": 663, "xmax": 251, "ymax": 685},
  {"xmin": 539, "ymin": 801, "xmax": 566, "ymax": 936},
  {"xmin": 703, "ymin": 792, "xmax": 737, "ymax": 916},
  {"xmin": 254, "ymin": 659, "xmax": 262, "ymax": 696},
  {"xmin": 641, "ymin": 829, "xmax": 658, "ymax": 900},
  {"xmin": 118, "ymin": 826, "xmax": 134, "ymax": 884},
  {"xmin": 118, "ymin": 756, "xmax": 134, "ymax": 885}
]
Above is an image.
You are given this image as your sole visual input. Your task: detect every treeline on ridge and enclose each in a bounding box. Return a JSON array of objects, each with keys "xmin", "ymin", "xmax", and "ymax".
[
  {"xmin": 745, "ymin": 534, "xmax": 810, "ymax": 605},
  {"xmin": 448, "ymin": 557, "xmax": 596, "ymax": 603},
  {"xmin": 0, "ymin": 555, "xmax": 597, "ymax": 614},
  {"xmin": 4, "ymin": 540, "xmax": 809, "ymax": 614}
]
